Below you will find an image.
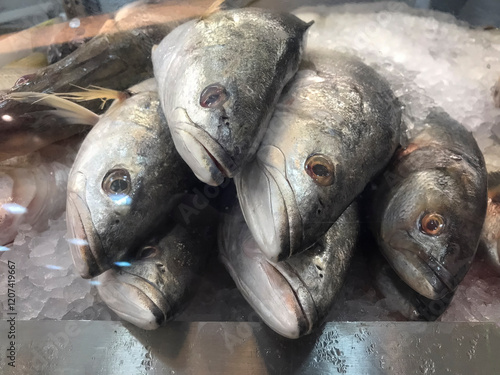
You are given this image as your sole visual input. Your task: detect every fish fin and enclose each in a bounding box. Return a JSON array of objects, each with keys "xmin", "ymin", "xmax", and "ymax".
[
  {"xmin": 201, "ymin": 0, "xmax": 226, "ymax": 19},
  {"xmin": 6, "ymin": 92, "xmax": 100, "ymax": 126},
  {"xmin": 56, "ymin": 85, "xmax": 131, "ymax": 110},
  {"xmin": 201, "ymin": 0, "xmax": 255, "ymax": 18}
]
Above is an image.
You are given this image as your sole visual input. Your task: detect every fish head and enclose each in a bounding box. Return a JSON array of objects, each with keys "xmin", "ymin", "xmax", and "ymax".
[
  {"xmin": 97, "ymin": 224, "xmax": 209, "ymax": 329},
  {"xmin": 379, "ymin": 169, "xmax": 484, "ymax": 300},
  {"xmin": 96, "ymin": 245, "xmax": 171, "ymax": 330},
  {"xmin": 235, "ymin": 109, "xmax": 346, "ymax": 262},
  {"xmin": 152, "ymin": 9, "xmax": 310, "ymax": 186},
  {"xmin": 66, "ymin": 93, "xmax": 189, "ymax": 278},
  {"xmin": 219, "ymin": 202, "xmax": 358, "ymax": 338}
]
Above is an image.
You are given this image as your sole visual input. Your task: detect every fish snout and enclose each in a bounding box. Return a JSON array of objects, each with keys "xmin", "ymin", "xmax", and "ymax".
[
  {"xmin": 66, "ymin": 192, "xmax": 105, "ymax": 278},
  {"xmin": 171, "ymin": 108, "xmax": 237, "ymax": 186},
  {"xmin": 386, "ymin": 232, "xmax": 458, "ymax": 299},
  {"xmin": 97, "ymin": 269, "xmax": 168, "ymax": 330},
  {"xmin": 220, "ymin": 237, "xmax": 310, "ymax": 339},
  {"xmin": 236, "ymin": 146, "xmax": 301, "ymax": 262}
]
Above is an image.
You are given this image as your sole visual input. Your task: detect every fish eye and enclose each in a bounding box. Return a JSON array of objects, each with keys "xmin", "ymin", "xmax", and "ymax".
[
  {"xmin": 102, "ymin": 169, "xmax": 131, "ymax": 196},
  {"xmin": 304, "ymin": 154, "xmax": 335, "ymax": 186},
  {"xmin": 137, "ymin": 246, "xmax": 159, "ymax": 259},
  {"xmin": 420, "ymin": 213, "xmax": 445, "ymax": 236},
  {"xmin": 200, "ymin": 83, "xmax": 228, "ymax": 108},
  {"xmin": 14, "ymin": 74, "xmax": 35, "ymax": 87}
]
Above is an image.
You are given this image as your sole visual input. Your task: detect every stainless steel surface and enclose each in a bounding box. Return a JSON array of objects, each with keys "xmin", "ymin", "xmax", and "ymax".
[{"xmin": 1, "ymin": 321, "xmax": 499, "ymax": 374}]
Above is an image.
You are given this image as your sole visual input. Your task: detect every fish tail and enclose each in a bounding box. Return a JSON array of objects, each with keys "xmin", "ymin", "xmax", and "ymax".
[
  {"xmin": 6, "ymin": 92, "xmax": 100, "ymax": 126},
  {"xmin": 56, "ymin": 85, "xmax": 131, "ymax": 110}
]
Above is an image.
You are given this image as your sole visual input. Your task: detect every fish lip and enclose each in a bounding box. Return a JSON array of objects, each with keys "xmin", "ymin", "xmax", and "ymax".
[
  {"xmin": 219, "ymin": 249, "xmax": 309, "ymax": 339},
  {"xmin": 66, "ymin": 191, "xmax": 105, "ymax": 278},
  {"xmin": 97, "ymin": 270, "xmax": 167, "ymax": 330},
  {"xmin": 171, "ymin": 109, "xmax": 237, "ymax": 185},
  {"xmin": 236, "ymin": 146, "xmax": 302, "ymax": 262},
  {"xmin": 386, "ymin": 232, "xmax": 458, "ymax": 299}
]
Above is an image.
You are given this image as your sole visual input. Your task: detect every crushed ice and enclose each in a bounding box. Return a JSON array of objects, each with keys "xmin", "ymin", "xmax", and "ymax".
[{"xmin": 0, "ymin": 2, "xmax": 499, "ymax": 323}]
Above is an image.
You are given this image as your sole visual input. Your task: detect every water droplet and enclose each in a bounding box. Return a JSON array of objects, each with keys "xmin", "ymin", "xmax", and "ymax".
[
  {"xmin": 2, "ymin": 203, "xmax": 27, "ymax": 215},
  {"xmin": 69, "ymin": 18, "xmax": 81, "ymax": 28},
  {"xmin": 114, "ymin": 261, "xmax": 132, "ymax": 267}
]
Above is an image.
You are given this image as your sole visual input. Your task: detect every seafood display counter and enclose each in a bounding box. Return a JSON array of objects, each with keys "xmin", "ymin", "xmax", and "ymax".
[{"xmin": 1, "ymin": 0, "xmax": 500, "ymax": 373}]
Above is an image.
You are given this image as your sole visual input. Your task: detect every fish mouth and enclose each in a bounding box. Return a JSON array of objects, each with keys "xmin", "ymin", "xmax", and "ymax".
[
  {"xmin": 66, "ymin": 191, "xmax": 105, "ymax": 278},
  {"xmin": 220, "ymin": 235, "xmax": 311, "ymax": 339},
  {"xmin": 235, "ymin": 145, "xmax": 302, "ymax": 262},
  {"xmin": 97, "ymin": 270, "xmax": 168, "ymax": 330},
  {"xmin": 171, "ymin": 108, "xmax": 237, "ymax": 186},
  {"xmin": 386, "ymin": 233, "xmax": 459, "ymax": 300}
]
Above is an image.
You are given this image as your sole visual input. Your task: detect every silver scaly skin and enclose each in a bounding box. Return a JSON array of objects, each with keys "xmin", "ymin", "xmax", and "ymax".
[
  {"xmin": 152, "ymin": 8, "xmax": 311, "ymax": 186},
  {"xmin": 371, "ymin": 108, "xmax": 487, "ymax": 300},
  {"xmin": 66, "ymin": 86, "xmax": 196, "ymax": 278},
  {"xmin": 97, "ymin": 222, "xmax": 214, "ymax": 330},
  {"xmin": 236, "ymin": 51, "xmax": 402, "ymax": 262},
  {"xmin": 219, "ymin": 201, "xmax": 359, "ymax": 339}
]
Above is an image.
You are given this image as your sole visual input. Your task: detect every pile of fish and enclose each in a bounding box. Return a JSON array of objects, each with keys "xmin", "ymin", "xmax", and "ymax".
[{"xmin": 1, "ymin": 2, "xmax": 499, "ymax": 339}]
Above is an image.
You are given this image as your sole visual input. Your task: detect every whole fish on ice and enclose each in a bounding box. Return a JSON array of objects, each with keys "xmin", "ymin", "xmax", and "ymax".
[
  {"xmin": 66, "ymin": 82, "xmax": 196, "ymax": 278},
  {"xmin": 219, "ymin": 200, "xmax": 359, "ymax": 339},
  {"xmin": 371, "ymin": 108, "xmax": 487, "ymax": 300},
  {"xmin": 236, "ymin": 51, "xmax": 402, "ymax": 262},
  {"xmin": 152, "ymin": 8, "xmax": 311, "ymax": 185}
]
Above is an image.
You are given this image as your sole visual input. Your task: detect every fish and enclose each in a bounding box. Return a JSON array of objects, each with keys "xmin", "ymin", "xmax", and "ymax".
[
  {"xmin": 219, "ymin": 200, "xmax": 359, "ymax": 339},
  {"xmin": 66, "ymin": 86, "xmax": 197, "ymax": 279},
  {"xmin": 152, "ymin": 8, "xmax": 311, "ymax": 186},
  {"xmin": 7, "ymin": 0, "xmax": 251, "ymax": 113},
  {"xmin": 0, "ymin": 143, "xmax": 78, "ymax": 246},
  {"xmin": 235, "ymin": 51, "xmax": 402, "ymax": 262},
  {"xmin": 0, "ymin": 93, "xmax": 98, "ymax": 162},
  {"xmin": 371, "ymin": 108, "xmax": 488, "ymax": 300},
  {"xmin": 97, "ymin": 221, "xmax": 214, "ymax": 330}
]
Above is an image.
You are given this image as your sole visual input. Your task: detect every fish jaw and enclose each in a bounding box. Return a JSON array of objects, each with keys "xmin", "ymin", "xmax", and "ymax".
[
  {"xmin": 97, "ymin": 270, "xmax": 167, "ymax": 330},
  {"xmin": 171, "ymin": 109, "xmax": 237, "ymax": 186},
  {"xmin": 383, "ymin": 231, "xmax": 458, "ymax": 300},
  {"xmin": 235, "ymin": 146, "xmax": 302, "ymax": 262},
  {"xmin": 66, "ymin": 191, "xmax": 105, "ymax": 278},
  {"xmin": 219, "ymin": 232, "xmax": 310, "ymax": 339}
]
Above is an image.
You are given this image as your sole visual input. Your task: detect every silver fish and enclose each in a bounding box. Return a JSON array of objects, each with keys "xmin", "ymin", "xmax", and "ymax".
[
  {"xmin": 152, "ymin": 8, "xmax": 311, "ymax": 185},
  {"xmin": 371, "ymin": 108, "xmax": 487, "ymax": 300},
  {"xmin": 97, "ymin": 222, "xmax": 214, "ymax": 330},
  {"xmin": 66, "ymin": 87, "xmax": 196, "ymax": 279},
  {"xmin": 219, "ymin": 200, "xmax": 359, "ymax": 339},
  {"xmin": 236, "ymin": 51, "xmax": 402, "ymax": 262}
]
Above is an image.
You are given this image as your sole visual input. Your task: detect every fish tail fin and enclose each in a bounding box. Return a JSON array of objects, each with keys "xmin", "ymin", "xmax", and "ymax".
[
  {"xmin": 201, "ymin": 0, "xmax": 226, "ymax": 19},
  {"xmin": 6, "ymin": 92, "xmax": 100, "ymax": 126},
  {"xmin": 56, "ymin": 85, "xmax": 131, "ymax": 110},
  {"xmin": 200, "ymin": 0, "xmax": 255, "ymax": 19}
]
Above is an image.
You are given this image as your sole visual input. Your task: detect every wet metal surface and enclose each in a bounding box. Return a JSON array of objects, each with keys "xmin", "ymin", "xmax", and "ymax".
[{"xmin": 0, "ymin": 321, "xmax": 499, "ymax": 374}]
